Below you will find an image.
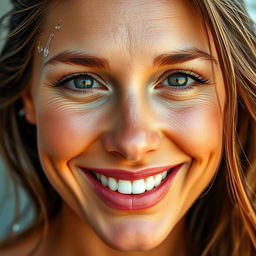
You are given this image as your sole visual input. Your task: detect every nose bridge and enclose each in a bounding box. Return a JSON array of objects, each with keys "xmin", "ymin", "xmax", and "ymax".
[
  {"xmin": 120, "ymin": 93, "xmax": 148, "ymax": 142},
  {"xmin": 123, "ymin": 93, "xmax": 144, "ymax": 129},
  {"xmin": 103, "ymin": 89, "xmax": 161, "ymax": 162}
]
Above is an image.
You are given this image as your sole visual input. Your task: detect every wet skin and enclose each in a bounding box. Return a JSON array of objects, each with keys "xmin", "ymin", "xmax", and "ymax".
[{"xmin": 22, "ymin": 0, "xmax": 226, "ymax": 255}]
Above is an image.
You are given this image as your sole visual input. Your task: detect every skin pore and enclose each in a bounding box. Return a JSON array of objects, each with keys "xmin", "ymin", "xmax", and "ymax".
[{"xmin": 19, "ymin": 0, "xmax": 226, "ymax": 255}]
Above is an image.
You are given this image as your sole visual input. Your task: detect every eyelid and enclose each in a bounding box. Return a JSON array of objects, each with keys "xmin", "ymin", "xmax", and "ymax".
[
  {"xmin": 53, "ymin": 72, "xmax": 108, "ymax": 88},
  {"xmin": 50, "ymin": 69, "xmax": 209, "ymax": 90},
  {"xmin": 156, "ymin": 69, "xmax": 209, "ymax": 85}
]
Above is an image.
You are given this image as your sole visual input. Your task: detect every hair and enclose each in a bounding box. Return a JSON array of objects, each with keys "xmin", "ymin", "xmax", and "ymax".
[{"xmin": 0, "ymin": 0, "xmax": 255, "ymax": 255}]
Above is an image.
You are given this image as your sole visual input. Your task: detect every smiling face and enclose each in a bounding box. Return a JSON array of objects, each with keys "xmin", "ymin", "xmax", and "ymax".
[{"xmin": 23, "ymin": 0, "xmax": 225, "ymax": 252}]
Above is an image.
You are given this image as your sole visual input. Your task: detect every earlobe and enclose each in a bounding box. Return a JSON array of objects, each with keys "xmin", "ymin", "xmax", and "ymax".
[{"xmin": 21, "ymin": 90, "xmax": 36, "ymax": 125}]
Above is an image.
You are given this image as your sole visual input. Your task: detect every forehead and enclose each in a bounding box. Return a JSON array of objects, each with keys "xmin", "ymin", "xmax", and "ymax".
[{"xmin": 42, "ymin": 0, "xmax": 212, "ymax": 67}]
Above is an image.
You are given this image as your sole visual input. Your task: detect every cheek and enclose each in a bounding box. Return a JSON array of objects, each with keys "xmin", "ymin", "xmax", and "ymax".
[
  {"xmin": 37, "ymin": 106, "xmax": 101, "ymax": 160},
  {"xmin": 180, "ymin": 106, "xmax": 222, "ymax": 155},
  {"xmin": 162, "ymin": 98, "xmax": 223, "ymax": 159}
]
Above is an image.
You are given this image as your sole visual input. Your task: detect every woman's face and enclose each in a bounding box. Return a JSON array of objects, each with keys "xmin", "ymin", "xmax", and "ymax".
[{"xmin": 24, "ymin": 0, "xmax": 225, "ymax": 251}]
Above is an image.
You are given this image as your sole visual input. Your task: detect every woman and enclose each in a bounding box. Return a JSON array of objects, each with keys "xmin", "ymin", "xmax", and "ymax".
[{"xmin": 0, "ymin": 0, "xmax": 255, "ymax": 255}]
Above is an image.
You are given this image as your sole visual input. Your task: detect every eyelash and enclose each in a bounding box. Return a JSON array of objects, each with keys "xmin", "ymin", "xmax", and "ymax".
[
  {"xmin": 50, "ymin": 69, "xmax": 209, "ymax": 95},
  {"xmin": 50, "ymin": 72, "xmax": 106, "ymax": 95},
  {"xmin": 156, "ymin": 69, "xmax": 209, "ymax": 92}
]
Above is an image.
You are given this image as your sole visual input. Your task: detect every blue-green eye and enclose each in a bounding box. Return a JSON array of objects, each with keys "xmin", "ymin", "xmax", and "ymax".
[
  {"xmin": 73, "ymin": 76, "xmax": 95, "ymax": 89},
  {"xmin": 161, "ymin": 71, "xmax": 208, "ymax": 89},
  {"xmin": 54, "ymin": 73, "xmax": 105, "ymax": 93},
  {"xmin": 167, "ymin": 74, "xmax": 188, "ymax": 87}
]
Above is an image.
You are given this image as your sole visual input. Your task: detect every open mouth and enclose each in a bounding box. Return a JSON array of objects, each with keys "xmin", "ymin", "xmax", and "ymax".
[
  {"xmin": 79, "ymin": 164, "xmax": 183, "ymax": 211},
  {"xmin": 89, "ymin": 168, "xmax": 172, "ymax": 195}
]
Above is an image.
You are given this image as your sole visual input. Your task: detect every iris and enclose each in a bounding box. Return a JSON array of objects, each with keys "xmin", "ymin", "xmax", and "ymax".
[
  {"xmin": 168, "ymin": 74, "xmax": 188, "ymax": 87},
  {"xmin": 74, "ymin": 76, "xmax": 94, "ymax": 89}
]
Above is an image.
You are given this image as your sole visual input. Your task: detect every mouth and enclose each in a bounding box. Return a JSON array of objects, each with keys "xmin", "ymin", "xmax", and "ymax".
[
  {"xmin": 90, "ymin": 168, "xmax": 171, "ymax": 194},
  {"xmin": 79, "ymin": 164, "xmax": 183, "ymax": 211}
]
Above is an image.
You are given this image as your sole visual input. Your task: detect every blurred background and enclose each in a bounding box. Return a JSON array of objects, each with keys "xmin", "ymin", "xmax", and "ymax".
[{"xmin": 0, "ymin": 0, "xmax": 255, "ymax": 240}]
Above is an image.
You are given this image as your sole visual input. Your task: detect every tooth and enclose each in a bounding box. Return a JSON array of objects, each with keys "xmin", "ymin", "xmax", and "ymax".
[
  {"xmin": 132, "ymin": 179, "xmax": 146, "ymax": 194},
  {"xmin": 96, "ymin": 173, "xmax": 101, "ymax": 180},
  {"xmin": 108, "ymin": 177, "xmax": 118, "ymax": 191},
  {"xmin": 161, "ymin": 171, "xmax": 167, "ymax": 179},
  {"xmin": 96, "ymin": 171, "xmax": 167, "ymax": 193},
  {"xmin": 154, "ymin": 174, "xmax": 162, "ymax": 187},
  {"xmin": 100, "ymin": 175, "xmax": 108, "ymax": 187},
  {"xmin": 118, "ymin": 180, "xmax": 132, "ymax": 194},
  {"xmin": 145, "ymin": 176, "xmax": 154, "ymax": 191}
]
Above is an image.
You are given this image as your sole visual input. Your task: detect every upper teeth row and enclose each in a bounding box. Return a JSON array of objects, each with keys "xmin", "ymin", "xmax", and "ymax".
[{"xmin": 93, "ymin": 170, "xmax": 169, "ymax": 194}]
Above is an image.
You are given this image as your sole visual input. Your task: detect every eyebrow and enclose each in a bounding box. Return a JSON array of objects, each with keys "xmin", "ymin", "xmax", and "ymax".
[
  {"xmin": 153, "ymin": 47, "xmax": 218, "ymax": 67},
  {"xmin": 43, "ymin": 47, "xmax": 217, "ymax": 69},
  {"xmin": 44, "ymin": 50, "xmax": 110, "ymax": 69}
]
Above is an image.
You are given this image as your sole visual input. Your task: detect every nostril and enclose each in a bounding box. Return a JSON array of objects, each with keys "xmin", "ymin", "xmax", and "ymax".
[
  {"xmin": 112, "ymin": 151, "xmax": 126, "ymax": 159},
  {"xmin": 102, "ymin": 127, "xmax": 161, "ymax": 162},
  {"xmin": 109, "ymin": 150, "xmax": 140, "ymax": 163}
]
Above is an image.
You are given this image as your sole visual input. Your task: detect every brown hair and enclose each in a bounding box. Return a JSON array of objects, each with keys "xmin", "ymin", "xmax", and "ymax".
[
  {"xmin": 0, "ymin": 0, "xmax": 255, "ymax": 255},
  {"xmin": 0, "ymin": 0, "xmax": 62, "ymax": 248}
]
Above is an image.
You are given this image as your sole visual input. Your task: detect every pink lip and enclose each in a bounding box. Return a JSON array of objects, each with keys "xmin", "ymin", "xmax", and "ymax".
[{"xmin": 79, "ymin": 164, "xmax": 183, "ymax": 211}]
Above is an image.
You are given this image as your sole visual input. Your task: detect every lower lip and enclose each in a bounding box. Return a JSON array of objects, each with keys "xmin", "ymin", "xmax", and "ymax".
[{"xmin": 80, "ymin": 164, "xmax": 182, "ymax": 211}]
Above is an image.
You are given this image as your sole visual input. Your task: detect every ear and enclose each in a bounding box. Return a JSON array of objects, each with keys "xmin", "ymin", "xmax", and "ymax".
[{"xmin": 21, "ymin": 90, "xmax": 37, "ymax": 125}]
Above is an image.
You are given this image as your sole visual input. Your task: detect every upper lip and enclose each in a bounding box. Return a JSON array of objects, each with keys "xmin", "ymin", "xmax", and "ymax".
[{"xmin": 79, "ymin": 164, "xmax": 181, "ymax": 180}]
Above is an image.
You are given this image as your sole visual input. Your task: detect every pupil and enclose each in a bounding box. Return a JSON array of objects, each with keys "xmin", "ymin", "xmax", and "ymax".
[
  {"xmin": 168, "ymin": 74, "xmax": 187, "ymax": 86},
  {"xmin": 75, "ymin": 76, "xmax": 93, "ymax": 89}
]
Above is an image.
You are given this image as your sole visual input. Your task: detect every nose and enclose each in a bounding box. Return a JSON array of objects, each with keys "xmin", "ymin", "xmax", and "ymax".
[{"xmin": 102, "ymin": 94, "xmax": 161, "ymax": 162}]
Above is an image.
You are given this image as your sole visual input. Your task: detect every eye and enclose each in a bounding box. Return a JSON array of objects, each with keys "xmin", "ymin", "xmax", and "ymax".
[
  {"xmin": 62, "ymin": 74, "xmax": 104, "ymax": 91},
  {"xmin": 158, "ymin": 71, "xmax": 209, "ymax": 91},
  {"xmin": 72, "ymin": 75, "xmax": 95, "ymax": 89},
  {"xmin": 166, "ymin": 73, "xmax": 190, "ymax": 87},
  {"xmin": 51, "ymin": 73, "xmax": 108, "ymax": 95}
]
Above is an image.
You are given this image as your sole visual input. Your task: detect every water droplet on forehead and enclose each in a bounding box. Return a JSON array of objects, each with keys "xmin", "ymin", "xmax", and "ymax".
[
  {"xmin": 37, "ymin": 20, "xmax": 62, "ymax": 58},
  {"xmin": 43, "ymin": 48, "xmax": 49, "ymax": 57},
  {"xmin": 54, "ymin": 24, "xmax": 61, "ymax": 31},
  {"xmin": 37, "ymin": 43, "xmax": 44, "ymax": 53}
]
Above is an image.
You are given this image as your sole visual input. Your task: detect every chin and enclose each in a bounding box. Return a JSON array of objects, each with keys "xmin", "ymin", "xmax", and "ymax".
[
  {"xmin": 97, "ymin": 224, "xmax": 166, "ymax": 252},
  {"xmin": 102, "ymin": 236, "xmax": 161, "ymax": 252}
]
